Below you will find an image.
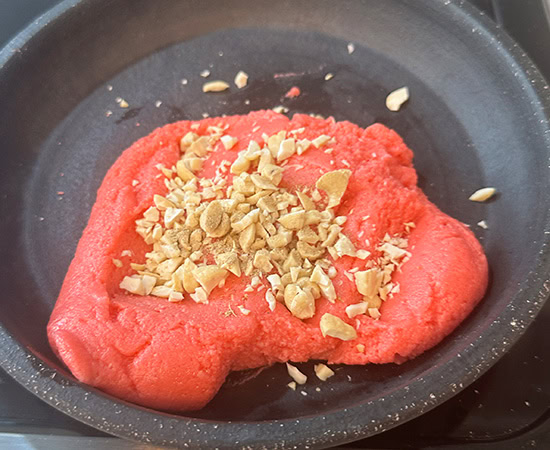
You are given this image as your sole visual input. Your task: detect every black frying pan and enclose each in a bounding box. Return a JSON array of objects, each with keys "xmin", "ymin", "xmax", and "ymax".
[{"xmin": 1, "ymin": 0, "xmax": 549, "ymax": 448}]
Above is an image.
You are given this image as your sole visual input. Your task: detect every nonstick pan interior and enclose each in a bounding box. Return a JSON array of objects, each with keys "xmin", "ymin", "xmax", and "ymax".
[{"xmin": 0, "ymin": 0, "xmax": 549, "ymax": 447}]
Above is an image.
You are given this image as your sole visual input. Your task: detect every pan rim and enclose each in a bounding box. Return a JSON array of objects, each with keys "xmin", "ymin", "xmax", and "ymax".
[{"xmin": 0, "ymin": 0, "xmax": 549, "ymax": 448}]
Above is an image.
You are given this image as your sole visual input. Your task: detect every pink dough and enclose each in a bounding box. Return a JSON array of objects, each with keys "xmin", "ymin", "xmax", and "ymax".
[{"xmin": 48, "ymin": 111, "xmax": 488, "ymax": 411}]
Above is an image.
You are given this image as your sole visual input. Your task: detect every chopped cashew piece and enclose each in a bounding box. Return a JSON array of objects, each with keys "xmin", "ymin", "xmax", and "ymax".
[
  {"xmin": 320, "ymin": 313, "xmax": 357, "ymax": 341},
  {"xmin": 202, "ymin": 80, "xmax": 230, "ymax": 92},
  {"xmin": 168, "ymin": 291, "xmax": 184, "ymax": 303},
  {"xmin": 200, "ymin": 200, "xmax": 223, "ymax": 235},
  {"xmin": 234, "ymin": 71, "xmax": 249, "ymax": 89},
  {"xmin": 469, "ymin": 187, "xmax": 496, "ymax": 202},
  {"xmin": 220, "ymin": 135, "xmax": 238, "ymax": 150},
  {"xmin": 286, "ymin": 363, "xmax": 307, "ymax": 385},
  {"xmin": 265, "ymin": 290, "xmax": 277, "ymax": 311},
  {"xmin": 314, "ymin": 363, "xmax": 335, "ymax": 381},
  {"xmin": 284, "ymin": 283, "xmax": 315, "ymax": 319},
  {"xmin": 354, "ymin": 269, "xmax": 382, "ymax": 297},
  {"xmin": 120, "ymin": 276, "xmax": 145, "ymax": 295},
  {"xmin": 316, "ymin": 169, "xmax": 351, "ymax": 208},
  {"xmin": 238, "ymin": 305, "xmax": 251, "ymax": 315},
  {"xmin": 312, "ymin": 135, "xmax": 331, "ymax": 148},
  {"xmin": 278, "ymin": 210, "xmax": 305, "ymax": 230},
  {"xmin": 345, "ymin": 302, "xmax": 368, "ymax": 318},
  {"xmin": 368, "ymin": 307, "xmax": 381, "ymax": 319},
  {"xmin": 192, "ymin": 265, "xmax": 228, "ymax": 294},
  {"xmin": 386, "ymin": 86, "xmax": 409, "ymax": 112}
]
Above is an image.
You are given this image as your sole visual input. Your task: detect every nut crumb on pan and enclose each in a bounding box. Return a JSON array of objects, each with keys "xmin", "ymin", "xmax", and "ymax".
[
  {"xmin": 272, "ymin": 105, "xmax": 289, "ymax": 114},
  {"xmin": 347, "ymin": 42, "xmax": 355, "ymax": 54},
  {"xmin": 287, "ymin": 381, "xmax": 297, "ymax": 390},
  {"xmin": 119, "ymin": 99, "xmax": 129, "ymax": 108},
  {"xmin": 314, "ymin": 363, "xmax": 335, "ymax": 381},
  {"xmin": 200, "ymin": 69, "xmax": 210, "ymax": 78},
  {"xmin": 203, "ymin": 81, "xmax": 230, "ymax": 93},
  {"xmin": 386, "ymin": 86, "xmax": 409, "ymax": 112},
  {"xmin": 324, "ymin": 73, "xmax": 334, "ymax": 81},
  {"xmin": 234, "ymin": 71, "xmax": 249, "ymax": 89},
  {"xmin": 469, "ymin": 187, "xmax": 496, "ymax": 202},
  {"xmin": 286, "ymin": 363, "xmax": 307, "ymax": 385},
  {"xmin": 477, "ymin": 220, "xmax": 488, "ymax": 229}
]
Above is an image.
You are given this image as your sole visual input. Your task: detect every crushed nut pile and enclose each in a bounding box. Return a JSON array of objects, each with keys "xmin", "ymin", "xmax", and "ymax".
[{"xmin": 120, "ymin": 125, "xmax": 412, "ymax": 340}]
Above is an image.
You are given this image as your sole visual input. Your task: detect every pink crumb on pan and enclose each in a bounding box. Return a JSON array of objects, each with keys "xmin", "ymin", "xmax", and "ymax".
[{"xmin": 285, "ymin": 86, "xmax": 301, "ymax": 98}]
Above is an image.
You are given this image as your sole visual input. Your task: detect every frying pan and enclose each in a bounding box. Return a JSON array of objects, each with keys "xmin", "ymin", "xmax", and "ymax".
[{"xmin": 0, "ymin": 0, "xmax": 549, "ymax": 448}]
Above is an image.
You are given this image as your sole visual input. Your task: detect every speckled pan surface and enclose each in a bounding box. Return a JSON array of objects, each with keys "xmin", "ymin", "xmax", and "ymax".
[{"xmin": 0, "ymin": 0, "xmax": 549, "ymax": 448}]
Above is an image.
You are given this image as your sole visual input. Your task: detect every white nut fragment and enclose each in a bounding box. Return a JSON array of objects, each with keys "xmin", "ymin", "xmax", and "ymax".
[
  {"xmin": 238, "ymin": 305, "xmax": 251, "ymax": 315},
  {"xmin": 190, "ymin": 286, "xmax": 209, "ymax": 304},
  {"xmin": 354, "ymin": 268, "xmax": 382, "ymax": 297},
  {"xmin": 286, "ymin": 363, "xmax": 307, "ymax": 385},
  {"xmin": 202, "ymin": 80, "xmax": 230, "ymax": 92},
  {"xmin": 234, "ymin": 71, "xmax": 249, "ymax": 89},
  {"xmin": 297, "ymin": 191, "xmax": 315, "ymax": 211},
  {"xmin": 277, "ymin": 138, "xmax": 296, "ymax": 162},
  {"xmin": 386, "ymin": 86, "xmax": 409, "ymax": 112},
  {"xmin": 312, "ymin": 135, "xmax": 331, "ymax": 148},
  {"xmin": 180, "ymin": 259, "xmax": 200, "ymax": 293},
  {"xmin": 316, "ymin": 169, "xmax": 351, "ymax": 208},
  {"xmin": 288, "ymin": 381, "xmax": 297, "ymax": 390},
  {"xmin": 230, "ymin": 155, "xmax": 251, "ymax": 175},
  {"xmin": 220, "ymin": 135, "xmax": 238, "ymax": 150},
  {"xmin": 176, "ymin": 160, "xmax": 196, "ymax": 181},
  {"xmin": 120, "ymin": 275, "xmax": 145, "ymax": 295},
  {"xmin": 151, "ymin": 285, "xmax": 172, "ymax": 298},
  {"xmin": 469, "ymin": 187, "xmax": 496, "ymax": 202},
  {"xmin": 192, "ymin": 265, "xmax": 228, "ymax": 294},
  {"xmin": 368, "ymin": 307, "xmax": 381, "ymax": 319},
  {"xmin": 168, "ymin": 291, "xmax": 184, "ymax": 303},
  {"xmin": 112, "ymin": 258, "xmax": 123, "ymax": 268},
  {"xmin": 320, "ymin": 313, "xmax": 357, "ymax": 341},
  {"xmin": 314, "ymin": 363, "xmax": 335, "ymax": 381},
  {"xmin": 267, "ymin": 273, "xmax": 283, "ymax": 291},
  {"xmin": 278, "ymin": 210, "xmax": 305, "ymax": 230},
  {"xmin": 379, "ymin": 243, "xmax": 409, "ymax": 262},
  {"xmin": 164, "ymin": 207, "xmax": 184, "ymax": 228},
  {"xmin": 199, "ymin": 200, "xmax": 223, "ymax": 235},
  {"xmin": 142, "ymin": 275, "xmax": 156, "ymax": 295},
  {"xmin": 345, "ymin": 302, "xmax": 368, "ymax": 318},
  {"xmin": 265, "ymin": 290, "xmax": 277, "ymax": 311},
  {"xmin": 143, "ymin": 206, "xmax": 160, "ymax": 222},
  {"xmin": 334, "ymin": 234, "xmax": 356, "ymax": 257},
  {"xmin": 284, "ymin": 283, "xmax": 315, "ymax": 319},
  {"xmin": 310, "ymin": 265, "xmax": 336, "ymax": 302},
  {"xmin": 215, "ymin": 252, "xmax": 241, "ymax": 277}
]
